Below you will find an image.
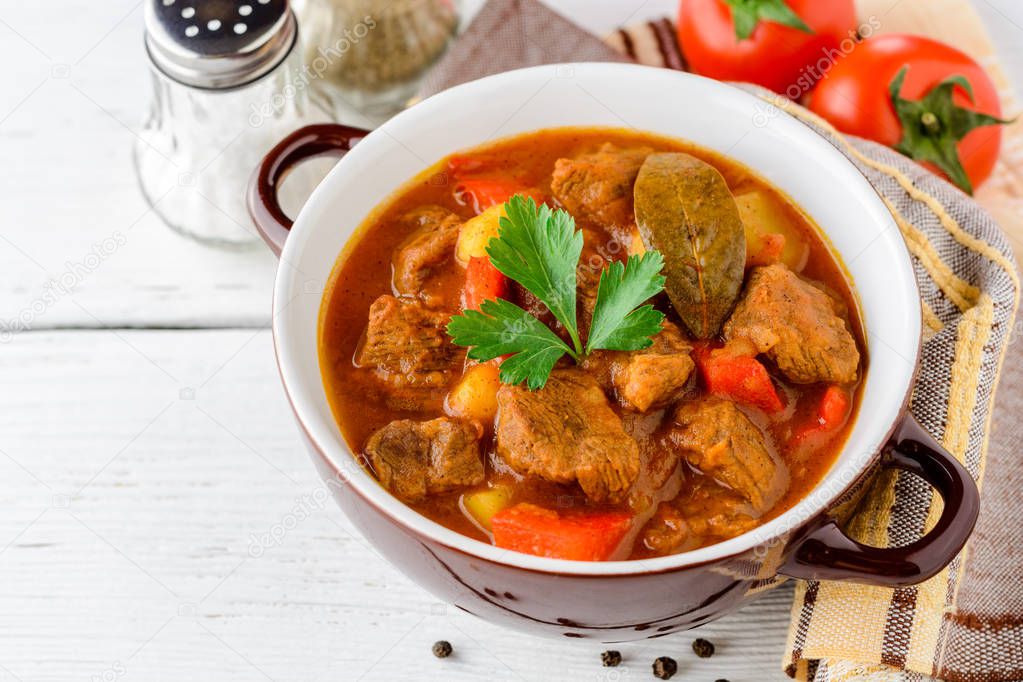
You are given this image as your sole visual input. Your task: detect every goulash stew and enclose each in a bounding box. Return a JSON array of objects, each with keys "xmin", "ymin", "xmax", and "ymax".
[{"xmin": 320, "ymin": 128, "xmax": 864, "ymax": 561}]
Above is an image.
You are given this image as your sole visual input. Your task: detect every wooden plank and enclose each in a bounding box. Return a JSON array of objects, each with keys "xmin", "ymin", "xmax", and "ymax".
[
  {"xmin": 0, "ymin": 3, "xmax": 286, "ymax": 332},
  {"xmin": 0, "ymin": 329, "xmax": 794, "ymax": 681}
]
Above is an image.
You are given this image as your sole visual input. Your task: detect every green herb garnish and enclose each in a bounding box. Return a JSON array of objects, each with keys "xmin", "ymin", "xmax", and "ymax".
[{"xmin": 447, "ymin": 196, "xmax": 666, "ymax": 389}]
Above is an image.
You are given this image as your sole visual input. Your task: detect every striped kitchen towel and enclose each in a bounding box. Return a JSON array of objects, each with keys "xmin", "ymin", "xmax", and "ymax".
[{"xmin": 418, "ymin": 0, "xmax": 1022, "ymax": 679}]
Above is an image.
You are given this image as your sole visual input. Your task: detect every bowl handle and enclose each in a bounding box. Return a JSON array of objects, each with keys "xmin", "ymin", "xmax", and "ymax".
[
  {"xmin": 779, "ymin": 413, "xmax": 980, "ymax": 587},
  {"xmin": 246, "ymin": 124, "xmax": 369, "ymax": 257}
]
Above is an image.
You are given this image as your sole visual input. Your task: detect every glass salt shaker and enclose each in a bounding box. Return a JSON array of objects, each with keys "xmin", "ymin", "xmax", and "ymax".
[{"xmin": 136, "ymin": 0, "xmax": 333, "ymax": 248}]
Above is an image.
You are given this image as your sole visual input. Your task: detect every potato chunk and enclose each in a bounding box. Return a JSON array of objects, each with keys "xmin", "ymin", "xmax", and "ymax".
[
  {"xmin": 455, "ymin": 204, "xmax": 503, "ymax": 264},
  {"xmin": 446, "ymin": 363, "xmax": 501, "ymax": 423}
]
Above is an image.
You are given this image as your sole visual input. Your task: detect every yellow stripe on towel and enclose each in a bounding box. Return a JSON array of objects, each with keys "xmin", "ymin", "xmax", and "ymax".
[
  {"xmin": 906, "ymin": 294, "xmax": 995, "ymax": 672},
  {"xmin": 799, "ymin": 468, "xmax": 901, "ymax": 671},
  {"xmin": 879, "ymin": 196, "xmax": 981, "ymax": 312}
]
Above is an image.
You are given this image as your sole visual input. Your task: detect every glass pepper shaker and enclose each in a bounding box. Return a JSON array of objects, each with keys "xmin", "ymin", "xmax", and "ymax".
[
  {"xmin": 295, "ymin": 0, "xmax": 460, "ymax": 126},
  {"xmin": 136, "ymin": 0, "xmax": 333, "ymax": 248}
]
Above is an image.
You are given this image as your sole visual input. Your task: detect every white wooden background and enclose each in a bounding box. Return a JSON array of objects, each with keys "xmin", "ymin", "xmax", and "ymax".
[{"xmin": 1, "ymin": 2, "xmax": 1020, "ymax": 681}]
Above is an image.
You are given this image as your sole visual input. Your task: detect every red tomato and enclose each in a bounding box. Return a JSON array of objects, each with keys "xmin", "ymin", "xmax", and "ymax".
[
  {"xmin": 678, "ymin": 0, "xmax": 858, "ymax": 96},
  {"xmin": 809, "ymin": 34, "xmax": 1005, "ymax": 192}
]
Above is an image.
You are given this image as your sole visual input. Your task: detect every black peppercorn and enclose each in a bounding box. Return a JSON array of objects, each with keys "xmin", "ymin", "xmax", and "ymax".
[
  {"xmin": 601, "ymin": 650, "xmax": 622, "ymax": 667},
  {"xmin": 692, "ymin": 637, "xmax": 715, "ymax": 658},
  {"xmin": 652, "ymin": 656, "xmax": 677, "ymax": 679},
  {"xmin": 432, "ymin": 640, "xmax": 452, "ymax": 658}
]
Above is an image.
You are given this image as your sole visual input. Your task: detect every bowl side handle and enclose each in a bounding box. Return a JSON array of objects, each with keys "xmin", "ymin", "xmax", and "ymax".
[
  {"xmin": 246, "ymin": 124, "xmax": 369, "ymax": 257},
  {"xmin": 780, "ymin": 413, "xmax": 980, "ymax": 587}
]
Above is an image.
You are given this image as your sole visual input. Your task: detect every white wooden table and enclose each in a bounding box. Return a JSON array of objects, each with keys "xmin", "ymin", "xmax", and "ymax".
[{"xmin": 1, "ymin": 2, "xmax": 1020, "ymax": 681}]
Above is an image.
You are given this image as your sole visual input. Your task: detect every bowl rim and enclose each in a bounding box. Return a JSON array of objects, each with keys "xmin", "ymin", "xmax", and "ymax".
[{"xmin": 271, "ymin": 62, "xmax": 922, "ymax": 577}]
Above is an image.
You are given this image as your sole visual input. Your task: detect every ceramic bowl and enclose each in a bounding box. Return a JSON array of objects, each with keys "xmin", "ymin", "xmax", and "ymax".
[{"xmin": 248, "ymin": 63, "xmax": 978, "ymax": 640}]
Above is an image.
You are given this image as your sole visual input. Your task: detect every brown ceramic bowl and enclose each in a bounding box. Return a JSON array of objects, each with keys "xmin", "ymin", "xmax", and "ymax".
[{"xmin": 247, "ymin": 64, "xmax": 979, "ymax": 641}]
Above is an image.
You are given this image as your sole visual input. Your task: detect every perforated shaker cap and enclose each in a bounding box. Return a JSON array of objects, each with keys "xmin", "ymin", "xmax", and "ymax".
[{"xmin": 144, "ymin": 0, "xmax": 296, "ymax": 89}]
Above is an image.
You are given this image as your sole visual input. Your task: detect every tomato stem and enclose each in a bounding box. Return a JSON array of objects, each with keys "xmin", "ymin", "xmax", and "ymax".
[
  {"xmin": 889, "ymin": 65, "xmax": 1014, "ymax": 194},
  {"xmin": 722, "ymin": 0, "xmax": 813, "ymax": 41}
]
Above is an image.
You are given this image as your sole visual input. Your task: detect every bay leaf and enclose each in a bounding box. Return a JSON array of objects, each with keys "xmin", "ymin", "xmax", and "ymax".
[{"xmin": 634, "ymin": 153, "xmax": 746, "ymax": 339}]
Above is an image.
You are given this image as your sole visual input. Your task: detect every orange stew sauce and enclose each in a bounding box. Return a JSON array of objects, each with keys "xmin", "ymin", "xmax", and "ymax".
[{"xmin": 319, "ymin": 127, "xmax": 865, "ymax": 560}]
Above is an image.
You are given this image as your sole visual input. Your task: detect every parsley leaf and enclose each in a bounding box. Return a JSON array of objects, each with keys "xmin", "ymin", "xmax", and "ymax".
[
  {"xmin": 586, "ymin": 252, "xmax": 667, "ymax": 353},
  {"xmin": 446, "ymin": 298, "xmax": 573, "ymax": 390},
  {"xmin": 486, "ymin": 196, "xmax": 585, "ymax": 356},
  {"xmin": 446, "ymin": 195, "xmax": 667, "ymax": 390}
]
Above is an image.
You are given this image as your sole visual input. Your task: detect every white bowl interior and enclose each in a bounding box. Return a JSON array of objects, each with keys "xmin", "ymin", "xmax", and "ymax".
[{"xmin": 273, "ymin": 63, "xmax": 920, "ymax": 575}]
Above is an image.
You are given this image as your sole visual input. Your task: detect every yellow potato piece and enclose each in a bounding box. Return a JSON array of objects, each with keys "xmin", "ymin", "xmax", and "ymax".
[
  {"xmin": 446, "ymin": 362, "xmax": 501, "ymax": 423},
  {"xmin": 735, "ymin": 191, "xmax": 809, "ymax": 272},
  {"xmin": 461, "ymin": 486, "xmax": 513, "ymax": 531},
  {"xmin": 455, "ymin": 204, "xmax": 504, "ymax": 265}
]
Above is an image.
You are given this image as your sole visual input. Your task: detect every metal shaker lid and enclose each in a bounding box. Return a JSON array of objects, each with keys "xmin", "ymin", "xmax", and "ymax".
[{"xmin": 144, "ymin": 0, "xmax": 296, "ymax": 89}]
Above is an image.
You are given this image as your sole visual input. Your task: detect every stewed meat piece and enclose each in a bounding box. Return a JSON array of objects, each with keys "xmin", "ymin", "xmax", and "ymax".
[
  {"xmin": 551, "ymin": 144, "xmax": 651, "ymax": 231},
  {"xmin": 640, "ymin": 484, "xmax": 759, "ymax": 556},
  {"xmin": 724, "ymin": 263, "xmax": 859, "ymax": 384},
  {"xmin": 667, "ymin": 398, "xmax": 786, "ymax": 512},
  {"xmin": 357, "ymin": 295, "xmax": 461, "ymax": 390},
  {"xmin": 585, "ymin": 321, "xmax": 695, "ymax": 412},
  {"xmin": 364, "ymin": 417, "xmax": 484, "ymax": 503},
  {"xmin": 391, "ymin": 206, "xmax": 463, "ymax": 297},
  {"xmin": 496, "ymin": 370, "xmax": 640, "ymax": 503}
]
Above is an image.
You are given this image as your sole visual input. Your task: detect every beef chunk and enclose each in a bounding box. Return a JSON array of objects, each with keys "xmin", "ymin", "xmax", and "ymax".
[
  {"xmin": 364, "ymin": 417, "xmax": 484, "ymax": 502},
  {"xmin": 668, "ymin": 399, "xmax": 785, "ymax": 511},
  {"xmin": 640, "ymin": 484, "xmax": 758, "ymax": 556},
  {"xmin": 357, "ymin": 295, "xmax": 460, "ymax": 390},
  {"xmin": 496, "ymin": 370, "xmax": 640, "ymax": 502},
  {"xmin": 391, "ymin": 206, "xmax": 462, "ymax": 297},
  {"xmin": 612, "ymin": 323, "xmax": 694, "ymax": 412},
  {"xmin": 724, "ymin": 263, "xmax": 859, "ymax": 384},
  {"xmin": 585, "ymin": 322, "xmax": 695, "ymax": 412},
  {"xmin": 640, "ymin": 502, "xmax": 692, "ymax": 556},
  {"xmin": 551, "ymin": 144, "xmax": 650, "ymax": 230},
  {"xmin": 678, "ymin": 482, "xmax": 759, "ymax": 539}
]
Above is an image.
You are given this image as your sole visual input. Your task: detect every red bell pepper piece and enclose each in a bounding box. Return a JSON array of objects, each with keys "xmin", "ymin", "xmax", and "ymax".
[
  {"xmin": 791, "ymin": 385, "xmax": 852, "ymax": 447},
  {"xmin": 693, "ymin": 345, "xmax": 785, "ymax": 413},
  {"xmin": 455, "ymin": 177, "xmax": 525, "ymax": 213},
  {"xmin": 817, "ymin": 385, "xmax": 851, "ymax": 429},
  {"xmin": 447, "ymin": 155, "xmax": 506, "ymax": 176},
  {"xmin": 453, "ymin": 176, "xmax": 544, "ymax": 215},
  {"xmin": 463, "ymin": 256, "xmax": 510, "ymax": 311},
  {"xmin": 491, "ymin": 503, "xmax": 633, "ymax": 561}
]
